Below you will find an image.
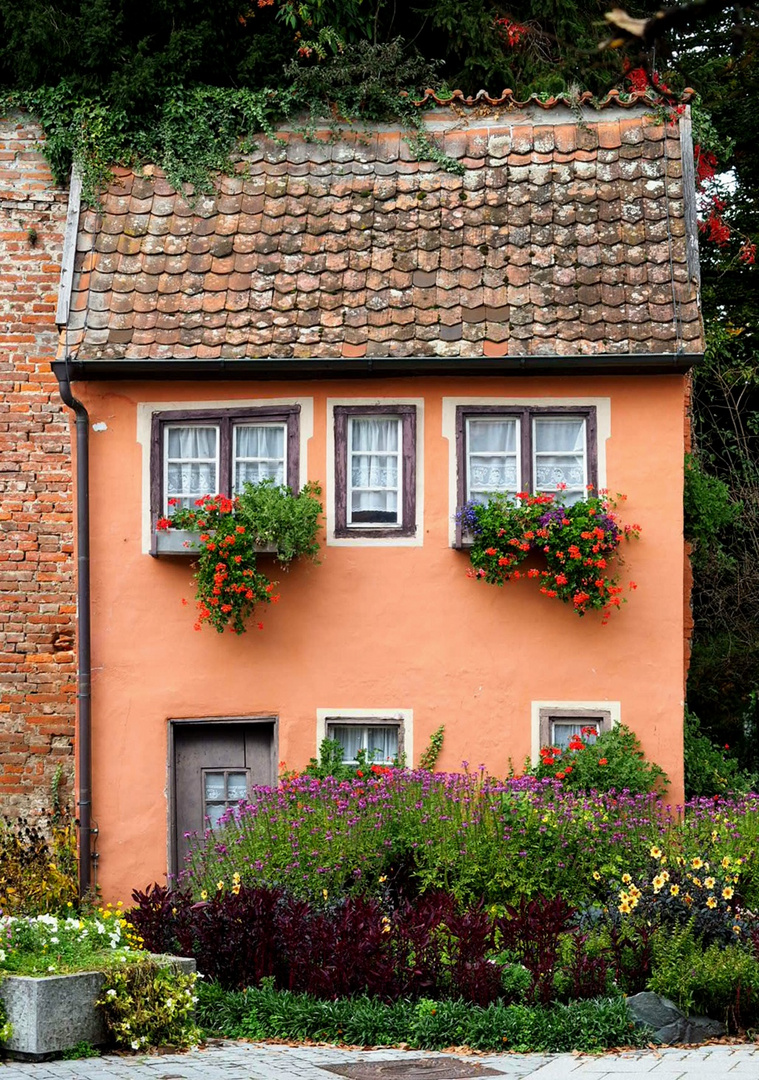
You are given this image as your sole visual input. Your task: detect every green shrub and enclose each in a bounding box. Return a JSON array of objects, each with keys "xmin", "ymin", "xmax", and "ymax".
[
  {"xmin": 0, "ymin": 809, "xmax": 78, "ymax": 915},
  {"xmin": 530, "ymin": 724, "xmax": 669, "ymax": 796},
  {"xmin": 196, "ymin": 979, "xmax": 645, "ymax": 1052},
  {"xmin": 0, "ymin": 998, "xmax": 12, "ymax": 1045},
  {"xmin": 684, "ymin": 709, "xmax": 755, "ymax": 798},
  {"xmin": 648, "ymin": 923, "xmax": 759, "ymax": 1030},
  {"xmin": 97, "ymin": 962, "xmax": 201, "ymax": 1051}
]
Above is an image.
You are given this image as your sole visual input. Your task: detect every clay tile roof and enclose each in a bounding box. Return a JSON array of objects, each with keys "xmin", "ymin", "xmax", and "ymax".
[{"xmin": 60, "ymin": 100, "xmax": 704, "ymax": 363}]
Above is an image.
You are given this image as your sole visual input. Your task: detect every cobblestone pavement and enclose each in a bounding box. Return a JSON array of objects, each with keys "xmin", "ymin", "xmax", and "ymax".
[{"xmin": 2, "ymin": 1041, "xmax": 759, "ymax": 1080}]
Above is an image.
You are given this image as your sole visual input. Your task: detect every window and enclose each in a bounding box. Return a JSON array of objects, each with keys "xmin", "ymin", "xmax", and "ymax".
[
  {"xmin": 202, "ymin": 768, "xmax": 249, "ymax": 828},
  {"xmin": 325, "ymin": 717, "xmax": 403, "ymax": 765},
  {"xmin": 538, "ymin": 708, "xmax": 612, "ymax": 751},
  {"xmin": 151, "ymin": 406, "xmax": 300, "ymax": 521},
  {"xmin": 456, "ymin": 405, "xmax": 597, "ymax": 514},
  {"xmin": 334, "ymin": 405, "xmax": 416, "ymax": 537}
]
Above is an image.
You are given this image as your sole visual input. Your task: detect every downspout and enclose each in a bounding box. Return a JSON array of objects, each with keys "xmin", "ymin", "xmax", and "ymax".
[
  {"xmin": 54, "ymin": 164, "xmax": 93, "ymax": 897},
  {"xmin": 55, "ymin": 364, "xmax": 93, "ymax": 898}
]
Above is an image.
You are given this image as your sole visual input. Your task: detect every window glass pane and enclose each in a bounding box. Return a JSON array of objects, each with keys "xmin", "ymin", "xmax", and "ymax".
[
  {"xmin": 550, "ymin": 719, "xmax": 599, "ymax": 750},
  {"xmin": 205, "ymin": 804, "xmax": 227, "ymax": 829},
  {"xmin": 466, "ymin": 418, "xmax": 519, "ymax": 503},
  {"xmin": 204, "ymin": 773, "xmax": 225, "ymax": 802},
  {"xmin": 226, "ymin": 772, "xmax": 248, "ymax": 801},
  {"xmin": 234, "ymin": 424, "xmax": 286, "ymax": 492},
  {"xmin": 329, "ymin": 724, "xmax": 399, "ymax": 764},
  {"xmin": 164, "ymin": 425, "xmax": 218, "ymax": 513},
  {"xmin": 534, "ymin": 417, "xmax": 586, "ymax": 502},
  {"xmin": 348, "ymin": 418, "xmax": 401, "ymax": 525}
]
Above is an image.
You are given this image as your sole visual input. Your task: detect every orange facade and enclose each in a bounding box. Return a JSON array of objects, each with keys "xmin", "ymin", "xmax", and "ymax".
[{"xmin": 78, "ymin": 372, "xmax": 688, "ymax": 901}]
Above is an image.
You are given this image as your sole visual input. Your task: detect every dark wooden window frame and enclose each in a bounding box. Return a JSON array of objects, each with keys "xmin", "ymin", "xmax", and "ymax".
[
  {"xmin": 324, "ymin": 715, "xmax": 405, "ymax": 764},
  {"xmin": 150, "ymin": 405, "xmax": 300, "ymax": 528},
  {"xmin": 333, "ymin": 404, "xmax": 417, "ymax": 538},
  {"xmin": 455, "ymin": 404, "xmax": 598, "ymax": 546},
  {"xmin": 538, "ymin": 706, "xmax": 613, "ymax": 749}
]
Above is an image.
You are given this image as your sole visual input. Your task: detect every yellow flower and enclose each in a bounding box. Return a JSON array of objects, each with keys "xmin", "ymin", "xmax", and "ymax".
[
  {"xmin": 721, "ymin": 856, "xmax": 732, "ymax": 869},
  {"xmin": 652, "ymin": 875, "xmax": 665, "ymax": 892},
  {"xmin": 706, "ymin": 897, "xmax": 718, "ymax": 909},
  {"xmin": 669, "ymin": 884, "xmax": 680, "ymax": 897},
  {"xmin": 232, "ymin": 884, "xmax": 241, "ymax": 895},
  {"xmin": 216, "ymin": 880, "xmax": 224, "ymax": 891},
  {"xmin": 733, "ymin": 925, "xmax": 741, "ymax": 935},
  {"xmin": 378, "ymin": 875, "xmax": 387, "ymax": 883},
  {"xmin": 691, "ymin": 857, "xmax": 703, "ymax": 870},
  {"xmin": 629, "ymin": 895, "xmax": 639, "ymax": 909},
  {"xmin": 684, "ymin": 893, "xmax": 694, "ymax": 906},
  {"xmin": 692, "ymin": 877, "xmax": 702, "ymax": 888},
  {"xmin": 200, "ymin": 890, "xmax": 208, "ymax": 900},
  {"xmin": 592, "ymin": 871, "xmax": 601, "ymax": 881},
  {"xmin": 618, "ymin": 900, "xmax": 631, "ymax": 914},
  {"xmin": 619, "ymin": 891, "xmax": 630, "ymax": 903},
  {"xmin": 650, "ymin": 846, "xmax": 662, "ymax": 860},
  {"xmin": 232, "ymin": 872, "xmax": 241, "ymax": 885},
  {"xmin": 704, "ymin": 877, "xmax": 715, "ymax": 890},
  {"xmin": 622, "ymin": 873, "xmax": 632, "ymax": 884},
  {"xmin": 629, "ymin": 885, "xmax": 642, "ymax": 899},
  {"xmin": 322, "ymin": 888, "xmax": 329, "ymax": 900},
  {"xmin": 722, "ymin": 886, "xmax": 734, "ymax": 900}
]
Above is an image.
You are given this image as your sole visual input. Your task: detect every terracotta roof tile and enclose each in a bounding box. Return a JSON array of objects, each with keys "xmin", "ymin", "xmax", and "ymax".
[{"xmin": 63, "ymin": 110, "xmax": 703, "ymax": 361}]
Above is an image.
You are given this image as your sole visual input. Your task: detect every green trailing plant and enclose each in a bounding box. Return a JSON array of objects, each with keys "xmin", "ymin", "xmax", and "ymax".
[
  {"xmin": 158, "ymin": 480, "xmax": 322, "ymax": 635},
  {"xmin": 97, "ymin": 962, "xmax": 201, "ymax": 1051},
  {"xmin": 530, "ymin": 725, "xmax": 669, "ymax": 796},
  {"xmin": 460, "ymin": 489, "xmax": 640, "ymax": 622},
  {"xmin": 0, "ymin": 999, "xmax": 12, "ymax": 1046},
  {"xmin": 61, "ymin": 1042, "xmax": 100, "ymax": 1060},
  {"xmin": 418, "ymin": 725, "xmax": 445, "ymax": 771}
]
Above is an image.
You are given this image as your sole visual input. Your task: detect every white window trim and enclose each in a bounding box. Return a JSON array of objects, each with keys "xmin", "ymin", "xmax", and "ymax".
[
  {"xmin": 316, "ymin": 707, "xmax": 414, "ymax": 767},
  {"xmin": 442, "ymin": 396, "xmax": 610, "ymax": 548},
  {"xmin": 530, "ymin": 700, "xmax": 621, "ymax": 766},
  {"xmin": 137, "ymin": 397, "xmax": 314, "ymax": 555},
  {"xmin": 326, "ymin": 398, "xmax": 424, "ymax": 547}
]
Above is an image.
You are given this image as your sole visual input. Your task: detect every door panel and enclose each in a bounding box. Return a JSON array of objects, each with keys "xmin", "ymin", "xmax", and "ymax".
[{"xmin": 173, "ymin": 721, "xmax": 275, "ymax": 874}]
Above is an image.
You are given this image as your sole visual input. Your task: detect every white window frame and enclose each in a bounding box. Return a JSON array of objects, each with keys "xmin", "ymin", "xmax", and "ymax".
[{"xmin": 530, "ymin": 700, "xmax": 620, "ymax": 765}]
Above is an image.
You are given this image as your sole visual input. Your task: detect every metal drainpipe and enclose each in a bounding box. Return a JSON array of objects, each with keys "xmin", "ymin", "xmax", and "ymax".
[{"xmin": 55, "ymin": 362, "xmax": 93, "ymax": 898}]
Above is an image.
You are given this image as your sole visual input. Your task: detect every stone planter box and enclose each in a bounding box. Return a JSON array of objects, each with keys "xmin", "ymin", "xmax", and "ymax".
[
  {"xmin": 152, "ymin": 529, "xmax": 278, "ymax": 557},
  {"xmin": 0, "ymin": 955, "xmax": 195, "ymax": 1061}
]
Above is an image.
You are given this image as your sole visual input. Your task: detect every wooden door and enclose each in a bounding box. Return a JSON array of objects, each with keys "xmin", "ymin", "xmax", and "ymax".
[{"xmin": 172, "ymin": 721, "xmax": 275, "ymax": 874}]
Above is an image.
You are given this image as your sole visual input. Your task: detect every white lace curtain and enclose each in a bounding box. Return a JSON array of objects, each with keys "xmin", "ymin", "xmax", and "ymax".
[
  {"xmin": 234, "ymin": 423, "xmax": 286, "ymax": 490},
  {"xmin": 467, "ymin": 418, "xmax": 518, "ymax": 503},
  {"xmin": 349, "ymin": 418, "xmax": 400, "ymax": 521},
  {"xmin": 330, "ymin": 724, "xmax": 398, "ymax": 764},
  {"xmin": 165, "ymin": 426, "xmax": 218, "ymax": 511},
  {"xmin": 534, "ymin": 418, "xmax": 586, "ymax": 502}
]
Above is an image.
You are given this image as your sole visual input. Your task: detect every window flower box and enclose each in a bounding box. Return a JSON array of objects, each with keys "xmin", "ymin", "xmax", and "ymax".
[
  {"xmin": 0, "ymin": 956, "xmax": 195, "ymax": 1061},
  {"xmin": 152, "ymin": 529, "xmax": 277, "ymax": 557}
]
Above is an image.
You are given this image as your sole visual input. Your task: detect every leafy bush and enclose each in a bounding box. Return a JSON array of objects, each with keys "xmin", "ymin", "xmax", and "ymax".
[
  {"xmin": 0, "ymin": 998, "xmax": 12, "ymax": 1045},
  {"xmin": 684, "ymin": 709, "xmax": 755, "ymax": 797},
  {"xmin": 97, "ymin": 961, "xmax": 201, "ymax": 1050},
  {"xmin": 0, "ymin": 809, "xmax": 78, "ymax": 915},
  {"xmin": 196, "ymin": 979, "xmax": 644, "ymax": 1052},
  {"xmin": 529, "ymin": 725, "xmax": 669, "ymax": 795},
  {"xmin": 648, "ymin": 925, "xmax": 759, "ymax": 1031},
  {"xmin": 129, "ymin": 884, "xmax": 615, "ymax": 1007}
]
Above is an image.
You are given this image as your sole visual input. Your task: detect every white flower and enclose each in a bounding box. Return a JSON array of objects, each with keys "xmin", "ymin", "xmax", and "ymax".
[
  {"xmin": 50, "ymin": 936, "xmax": 59, "ymax": 944},
  {"xmin": 131, "ymin": 1040, "xmax": 140, "ymax": 1050},
  {"xmin": 106, "ymin": 989, "xmax": 117, "ymax": 998},
  {"xmin": 48, "ymin": 965, "xmax": 56, "ymax": 972}
]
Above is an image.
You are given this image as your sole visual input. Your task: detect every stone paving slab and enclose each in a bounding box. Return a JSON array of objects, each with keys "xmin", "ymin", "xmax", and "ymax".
[{"xmin": 1, "ymin": 1042, "xmax": 758, "ymax": 1080}]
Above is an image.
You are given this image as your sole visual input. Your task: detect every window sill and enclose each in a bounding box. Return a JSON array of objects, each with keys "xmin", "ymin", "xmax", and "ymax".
[{"xmin": 151, "ymin": 530, "xmax": 278, "ymax": 558}]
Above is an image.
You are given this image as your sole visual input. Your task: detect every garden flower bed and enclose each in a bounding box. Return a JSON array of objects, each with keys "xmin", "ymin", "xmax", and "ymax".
[{"xmin": 122, "ymin": 757, "xmax": 759, "ymax": 1046}]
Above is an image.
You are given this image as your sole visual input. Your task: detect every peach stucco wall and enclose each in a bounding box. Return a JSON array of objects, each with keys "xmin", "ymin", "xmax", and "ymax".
[{"xmin": 76, "ymin": 373, "xmax": 687, "ymax": 901}]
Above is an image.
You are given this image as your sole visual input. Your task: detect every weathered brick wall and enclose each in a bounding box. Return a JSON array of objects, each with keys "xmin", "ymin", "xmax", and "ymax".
[{"xmin": 0, "ymin": 112, "xmax": 75, "ymax": 812}]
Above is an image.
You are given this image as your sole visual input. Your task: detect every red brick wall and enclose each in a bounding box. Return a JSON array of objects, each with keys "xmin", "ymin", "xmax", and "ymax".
[{"xmin": 0, "ymin": 112, "xmax": 75, "ymax": 812}]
